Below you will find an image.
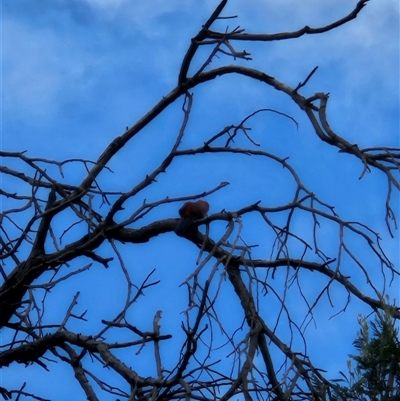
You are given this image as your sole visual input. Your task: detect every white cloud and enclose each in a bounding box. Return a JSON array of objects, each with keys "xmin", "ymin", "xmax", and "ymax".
[
  {"xmin": 81, "ymin": 0, "xmax": 127, "ymax": 7},
  {"xmin": 78, "ymin": 0, "xmax": 214, "ymax": 37},
  {"xmin": 3, "ymin": 19, "xmax": 101, "ymax": 119},
  {"xmin": 3, "ymin": 20, "xmax": 62, "ymax": 117}
]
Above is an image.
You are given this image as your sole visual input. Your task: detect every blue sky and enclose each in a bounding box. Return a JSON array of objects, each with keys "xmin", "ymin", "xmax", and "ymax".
[{"xmin": 2, "ymin": 0, "xmax": 399, "ymax": 399}]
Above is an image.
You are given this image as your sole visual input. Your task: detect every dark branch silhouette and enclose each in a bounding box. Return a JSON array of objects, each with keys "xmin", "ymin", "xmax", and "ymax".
[{"xmin": 1, "ymin": 1, "xmax": 398, "ymax": 400}]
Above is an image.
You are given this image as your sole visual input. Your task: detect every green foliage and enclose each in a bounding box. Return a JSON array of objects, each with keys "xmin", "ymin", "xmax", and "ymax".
[
  {"xmin": 349, "ymin": 309, "xmax": 400, "ymax": 400},
  {"xmin": 315, "ymin": 298, "xmax": 400, "ymax": 401}
]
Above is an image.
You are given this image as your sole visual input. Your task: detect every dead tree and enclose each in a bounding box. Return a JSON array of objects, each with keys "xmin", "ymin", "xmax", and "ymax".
[{"xmin": 1, "ymin": 1, "xmax": 399, "ymax": 400}]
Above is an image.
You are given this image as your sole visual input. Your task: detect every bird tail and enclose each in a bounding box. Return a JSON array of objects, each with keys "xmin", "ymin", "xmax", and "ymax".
[{"xmin": 175, "ymin": 216, "xmax": 196, "ymax": 236}]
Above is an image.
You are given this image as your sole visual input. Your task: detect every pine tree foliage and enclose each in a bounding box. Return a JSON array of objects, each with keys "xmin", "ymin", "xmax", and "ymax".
[{"xmin": 321, "ymin": 299, "xmax": 400, "ymax": 401}]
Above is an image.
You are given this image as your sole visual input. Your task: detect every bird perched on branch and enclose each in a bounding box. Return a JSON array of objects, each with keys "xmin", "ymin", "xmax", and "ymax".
[{"xmin": 175, "ymin": 200, "xmax": 209, "ymax": 235}]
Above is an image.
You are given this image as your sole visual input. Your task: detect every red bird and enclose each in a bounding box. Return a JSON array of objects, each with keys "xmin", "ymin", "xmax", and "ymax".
[{"xmin": 175, "ymin": 200, "xmax": 209, "ymax": 235}]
